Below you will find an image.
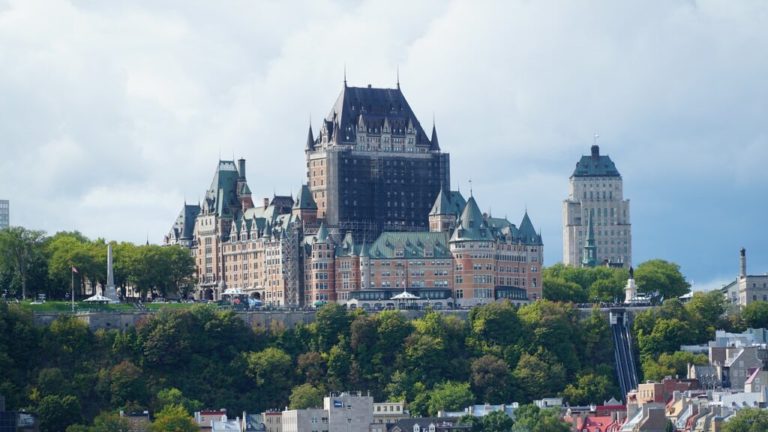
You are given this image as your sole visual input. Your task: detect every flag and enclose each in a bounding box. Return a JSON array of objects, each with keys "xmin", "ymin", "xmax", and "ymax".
[{"xmin": 71, "ymin": 266, "xmax": 78, "ymax": 274}]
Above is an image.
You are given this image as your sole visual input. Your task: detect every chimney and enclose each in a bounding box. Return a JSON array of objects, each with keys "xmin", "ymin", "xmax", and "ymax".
[
  {"xmin": 238, "ymin": 158, "xmax": 246, "ymax": 179},
  {"xmin": 740, "ymin": 248, "xmax": 747, "ymax": 279},
  {"xmin": 591, "ymin": 145, "xmax": 600, "ymax": 158},
  {"xmin": 263, "ymin": 198, "xmax": 270, "ymax": 209}
]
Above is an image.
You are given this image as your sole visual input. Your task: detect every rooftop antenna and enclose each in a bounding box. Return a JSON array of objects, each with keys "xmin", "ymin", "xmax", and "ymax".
[
  {"xmin": 469, "ymin": 178, "xmax": 473, "ymax": 197},
  {"xmin": 593, "ymin": 132, "xmax": 600, "ymax": 145}
]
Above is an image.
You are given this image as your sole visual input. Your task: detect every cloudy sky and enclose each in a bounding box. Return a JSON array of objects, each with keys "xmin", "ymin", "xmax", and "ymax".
[{"xmin": 1, "ymin": 0, "xmax": 766, "ymax": 290}]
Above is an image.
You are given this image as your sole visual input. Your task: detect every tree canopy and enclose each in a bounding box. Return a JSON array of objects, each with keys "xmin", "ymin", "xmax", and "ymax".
[{"xmin": 0, "ymin": 227, "xmax": 195, "ymax": 300}]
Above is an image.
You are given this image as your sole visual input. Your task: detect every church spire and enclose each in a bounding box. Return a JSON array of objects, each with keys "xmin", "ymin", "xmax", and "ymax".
[{"xmin": 582, "ymin": 212, "xmax": 597, "ymax": 267}]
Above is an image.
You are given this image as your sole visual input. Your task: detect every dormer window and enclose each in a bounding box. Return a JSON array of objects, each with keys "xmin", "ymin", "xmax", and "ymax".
[{"xmin": 413, "ymin": 424, "xmax": 420, "ymax": 432}]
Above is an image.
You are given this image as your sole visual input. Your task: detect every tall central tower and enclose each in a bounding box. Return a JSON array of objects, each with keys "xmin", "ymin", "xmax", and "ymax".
[
  {"xmin": 563, "ymin": 144, "xmax": 631, "ymax": 267},
  {"xmin": 306, "ymin": 82, "xmax": 450, "ymax": 239}
]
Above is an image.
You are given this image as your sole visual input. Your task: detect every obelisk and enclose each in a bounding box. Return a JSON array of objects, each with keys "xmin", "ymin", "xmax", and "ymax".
[{"xmin": 104, "ymin": 243, "xmax": 119, "ymax": 302}]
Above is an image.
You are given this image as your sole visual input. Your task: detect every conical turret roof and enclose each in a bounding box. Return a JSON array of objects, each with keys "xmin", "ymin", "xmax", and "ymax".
[
  {"xmin": 315, "ymin": 222, "xmax": 329, "ymax": 243},
  {"xmin": 306, "ymin": 124, "xmax": 315, "ymax": 151},
  {"xmin": 450, "ymin": 196, "xmax": 491, "ymax": 242}
]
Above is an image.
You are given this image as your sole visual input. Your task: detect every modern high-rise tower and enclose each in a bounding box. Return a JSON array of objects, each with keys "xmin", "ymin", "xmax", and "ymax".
[
  {"xmin": 563, "ymin": 145, "xmax": 631, "ymax": 267},
  {"xmin": 305, "ymin": 82, "xmax": 450, "ymax": 240}
]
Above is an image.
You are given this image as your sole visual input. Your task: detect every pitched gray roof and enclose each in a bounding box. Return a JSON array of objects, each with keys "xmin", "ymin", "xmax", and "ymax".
[
  {"xmin": 571, "ymin": 145, "xmax": 621, "ymax": 178},
  {"xmin": 450, "ymin": 196, "xmax": 492, "ymax": 242},
  {"xmin": 517, "ymin": 211, "xmax": 541, "ymax": 245}
]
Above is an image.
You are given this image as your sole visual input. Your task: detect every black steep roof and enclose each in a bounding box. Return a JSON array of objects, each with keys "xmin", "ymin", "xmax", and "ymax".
[{"xmin": 325, "ymin": 85, "xmax": 432, "ymax": 146}]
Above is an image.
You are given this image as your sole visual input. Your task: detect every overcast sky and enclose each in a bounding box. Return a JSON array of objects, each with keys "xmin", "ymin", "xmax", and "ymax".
[{"xmin": 1, "ymin": 0, "xmax": 766, "ymax": 290}]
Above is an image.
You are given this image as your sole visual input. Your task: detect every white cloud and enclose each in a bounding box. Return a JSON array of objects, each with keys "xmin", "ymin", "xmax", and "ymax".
[{"xmin": 0, "ymin": 0, "xmax": 766, "ymax": 284}]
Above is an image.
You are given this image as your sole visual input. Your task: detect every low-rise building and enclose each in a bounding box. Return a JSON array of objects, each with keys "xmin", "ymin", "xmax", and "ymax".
[
  {"xmin": 372, "ymin": 402, "xmax": 408, "ymax": 426},
  {"xmin": 195, "ymin": 410, "xmax": 229, "ymax": 431},
  {"xmin": 722, "ymin": 248, "xmax": 768, "ymax": 307},
  {"xmin": 387, "ymin": 418, "xmax": 471, "ymax": 432},
  {"xmin": 282, "ymin": 408, "xmax": 328, "ymax": 432},
  {"xmin": 261, "ymin": 410, "xmax": 283, "ymax": 432},
  {"xmin": 324, "ymin": 392, "xmax": 373, "ymax": 432}
]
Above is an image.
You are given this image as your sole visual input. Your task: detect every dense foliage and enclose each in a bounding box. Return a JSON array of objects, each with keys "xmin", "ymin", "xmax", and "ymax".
[
  {"xmin": 633, "ymin": 292, "xmax": 731, "ymax": 380},
  {"xmin": 0, "ymin": 300, "xmax": 619, "ymax": 431},
  {"xmin": 0, "ymin": 228, "xmax": 195, "ymax": 300},
  {"xmin": 543, "ymin": 260, "xmax": 690, "ymax": 304}
]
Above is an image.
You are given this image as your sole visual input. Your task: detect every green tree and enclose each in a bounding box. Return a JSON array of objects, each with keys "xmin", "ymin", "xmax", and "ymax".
[
  {"xmin": 513, "ymin": 349, "xmax": 566, "ymax": 402},
  {"xmin": 0, "ymin": 226, "xmax": 46, "ymax": 299},
  {"xmin": 481, "ymin": 410, "xmax": 514, "ymax": 432},
  {"xmin": 637, "ymin": 318, "xmax": 693, "ymax": 359},
  {"xmin": 635, "ymin": 259, "xmax": 690, "ymax": 301},
  {"xmin": 105, "ymin": 360, "xmax": 147, "ymax": 407},
  {"xmin": 149, "ymin": 404, "xmax": 197, "ymax": 432},
  {"xmin": 427, "ymin": 381, "xmax": 474, "ymax": 416},
  {"xmin": 742, "ymin": 301, "xmax": 768, "ymax": 329},
  {"xmin": 155, "ymin": 388, "xmax": 202, "ymax": 413},
  {"xmin": 722, "ymin": 407, "xmax": 768, "ymax": 432},
  {"xmin": 90, "ymin": 411, "xmax": 131, "ymax": 432},
  {"xmin": 511, "ymin": 405, "xmax": 570, "ymax": 432},
  {"xmin": 518, "ymin": 301, "xmax": 581, "ymax": 377},
  {"xmin": 45, "ymin": 232, "xmax": 97, "ymax": 299},
  {"xmin": 469, "ymin": 301, "xmax": 522, "ymax": 348},
  {"xmin": 543, "ymin": 277, "xmax": 587, "ymax": 303},
  {"xmin": 314, "ymin": 304, "xmax": 350, "ymax": 352},
  {"xmin": 164, "ymin": 246, "xmax": 197, "ymax": 298},
  {"xmin": 470, "ymin": 355, "xmax": 513, "ymax": 404},
  {"xmin": 641, "ymin": 351, "xmax": 708, "ymax": 381},
  {"xmin": 245, "ymin": 347, "xmax": 293, "ymax": 401},
  {"xmin": 297, "ymin": 352, "xmax": 326, "ymax": 386},
  {"xmin": 561, "ymin": 372, "xmax": 618, "ymax": 405},
  {"xmin": 37, "ymin": 394, "xmax": 82, "ymax": 432},
  {"xmin": 289, "ymin": 383, "xmax": 324, "ymax": 409}
]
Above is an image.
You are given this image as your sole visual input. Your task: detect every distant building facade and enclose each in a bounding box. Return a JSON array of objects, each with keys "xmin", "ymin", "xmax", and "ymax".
[
  {"xmin": 722, "ymin": 248, "xmax": 768, "ymax": 307},
  {"xmin": 165, "ymin": 82, "xmax": 543, "ymax": 306},
  {"xmin": 0, "ymin": 200, "xmax": 8, "ymax": 229},
  {"xmin": 562, "ymin": 145, "xmax": 631, "ymax": 267}
]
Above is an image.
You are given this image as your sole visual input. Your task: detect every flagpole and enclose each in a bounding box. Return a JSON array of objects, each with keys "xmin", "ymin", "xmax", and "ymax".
[{"xmin": 71, "ymin": 268, "xmax": 74, "ymax": 313}]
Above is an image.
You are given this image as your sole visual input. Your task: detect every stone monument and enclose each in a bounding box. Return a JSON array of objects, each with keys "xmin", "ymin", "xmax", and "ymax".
[{"xmin": 103, "ymin": 243, "xmax": 120, "ymax": 302}]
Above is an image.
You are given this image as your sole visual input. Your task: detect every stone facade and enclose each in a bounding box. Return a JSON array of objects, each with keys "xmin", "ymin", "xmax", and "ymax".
[
  {"xmin": 0, "ymin": 200, "xmax": 8, "ymax": 229},
  {"xmin": 563, "ymin": 145, "xmax": 631, "ymax": 267},
  {"xmin": 165, "ymin": 82, "xmax": 543, "ymax": 307},
  {"xmin": 281, "ymin": 408, "xmax": 327, "ymax": 432},
  {"xmin": 324, "ymin": 393, "xmax": 373, "ymax": 432},
  {"xmin": 722, "ymin": 248, "xmax": 768, "ymax": 307}
]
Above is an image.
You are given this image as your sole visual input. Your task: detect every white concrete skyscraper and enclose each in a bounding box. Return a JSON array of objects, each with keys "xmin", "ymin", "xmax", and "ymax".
[{"xmin": 563, "ymin": 145, "xmax": 631, "ymax": 267}]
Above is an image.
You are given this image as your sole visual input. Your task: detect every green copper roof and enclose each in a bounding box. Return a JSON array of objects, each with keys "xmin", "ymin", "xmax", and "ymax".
[
  {"xmin": 571, "ymin": 145, "xmax": 621, "ymax": 178},
  {"xmin": 429, "ymin": 188, "xmax": 452, "ymax": 215},
  {"xmin": 369, "ymin": 231, "xmax": 451, "ymax": 259},
  {"xmin": 450, "ymin": 196, "xmax": 492, "ymax": 242},
  {"xmin": 315, "ymin": 222, "xmax": 329, "ymax": 243},
  {"xmin": 293, "ymin": 184, "xmax": 317, "ymax": 210}
]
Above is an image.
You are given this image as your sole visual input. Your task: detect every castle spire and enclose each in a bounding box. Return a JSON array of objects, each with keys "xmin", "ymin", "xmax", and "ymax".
[{"xmin": 306, "ymin": 122, "xmax": 315, "ymax": 151}]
